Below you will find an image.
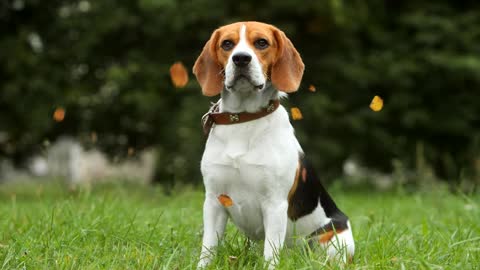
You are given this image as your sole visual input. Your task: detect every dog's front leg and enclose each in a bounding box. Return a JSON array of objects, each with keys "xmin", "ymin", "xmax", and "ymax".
[
  {"xmin": 262, "ymin": 199, "xmax": 288, "ymax": 268},
  {"xmin": 197, "ymin": 195, "xmax": 228, "ymax": 269}
]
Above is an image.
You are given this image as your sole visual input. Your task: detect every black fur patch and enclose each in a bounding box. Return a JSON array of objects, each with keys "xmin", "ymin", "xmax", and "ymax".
[{"xmin": 287, "ymin": 155, "xmax": 349, "ymax": 232}]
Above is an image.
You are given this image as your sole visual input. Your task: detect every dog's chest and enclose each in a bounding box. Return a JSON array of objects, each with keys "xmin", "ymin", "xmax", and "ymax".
[
  {"xmin": 210, "ymin": 164, "xmax": 270, "ymax": 239},
  {"xmin": 202, "ymin": 107, "xmax": 299, "ymax": 169},
  {"xmin": 201, "ymin": 108, "xmax": 301, "ymax": 239}
]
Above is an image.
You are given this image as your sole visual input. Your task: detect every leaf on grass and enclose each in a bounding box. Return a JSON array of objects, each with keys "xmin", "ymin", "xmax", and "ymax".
[
  {"xmin": 370, "ymin": 95, "xmax": 383, "ymax": 112},
  {"xmin": 308, "ymin": 84, "xmax": 316, "ymax": 92},
  {"xmin": 291, "ymin": 107, "xmax": 303, "ymax": 120},
  {"xmin": 169, "ymin": 62, "xmax": 189, "ymax": 88},
  {"xmin": 53, "ymin": 107, "xmax": 65, "ymax": 122},
  {"xmin": 218, "ymin": 194, "xmax": 233, "ymax": 207}
]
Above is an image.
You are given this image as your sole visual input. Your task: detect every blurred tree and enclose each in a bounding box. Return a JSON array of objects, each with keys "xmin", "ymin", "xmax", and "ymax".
[{"xmin": 0, "ymin": 0, "xmax": 479, "ymax": 185}]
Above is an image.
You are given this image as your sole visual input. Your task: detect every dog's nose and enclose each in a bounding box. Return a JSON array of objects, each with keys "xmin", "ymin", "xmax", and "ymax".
[{"xmin": 232, "ymin": 53, "xmax": 252, "ymax": 67}]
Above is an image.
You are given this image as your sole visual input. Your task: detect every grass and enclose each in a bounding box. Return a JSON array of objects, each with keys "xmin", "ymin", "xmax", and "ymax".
[{"xmin": 0, "ymin": 180, "xmax": 479, "ymax": 269}]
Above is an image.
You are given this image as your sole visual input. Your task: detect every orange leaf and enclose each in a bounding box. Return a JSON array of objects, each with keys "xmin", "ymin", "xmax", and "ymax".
[
  {"xmin": 53, "ymin": 107, "xmax": 65, "ymax": 122},
  {"xmin": 169, "ymin": 62, "xmax": 189, "ymax": 88},
  {"xmin": 291, "ymin": 107, "xmax": 303, "ymax": 120},
  {"xmin": 308, "ymin": 84, "xmax": 316, "ymax": 92},
  {"xmin": 218, "ymin": 194, "xmax": 233, "ymax": 207},
  {"xmin": 370, "ymin": 95, "xmax": 383, "ymax": 112}
]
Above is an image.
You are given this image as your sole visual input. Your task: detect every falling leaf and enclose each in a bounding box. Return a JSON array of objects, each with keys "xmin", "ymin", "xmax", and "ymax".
[
  {"xmin": 308, "ymin": 84, "xmax": 316, "ymax": 92},
  {"xmin": 370, "ymin": 95, "xmax": 383, "ymax": 112},
  {"xmin": 169, "ymin": 62, "xmax": 189, "ymax": 88},
  {"xmin": 218, "ymin": 194, "xmax": 233, "ymax": 207},
  {"xmin": 291, "ymin": 107, "xmax": 303, "ymax": 120},
  {"xmin": 53, "ymin": 107, "xmax": 65, "ymax": 122}
]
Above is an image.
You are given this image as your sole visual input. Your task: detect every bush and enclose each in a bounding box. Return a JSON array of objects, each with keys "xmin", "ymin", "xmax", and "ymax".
[{"xmin": 1, "ymin": 0, "xmax": 479, "ymax": 185}]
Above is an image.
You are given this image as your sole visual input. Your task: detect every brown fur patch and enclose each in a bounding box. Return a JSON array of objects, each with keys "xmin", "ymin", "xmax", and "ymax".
[
  {"xmin": 270, "ymin": 28, "xmax": 304, "ymax": 92},
  {"xmin": 287, "ymin": 161, "xmax": 301, "ymax": 218},
  {"xmin": 318, "ymin": 229, "xmax": 345, "ymax": 244},
  {"xmin": 288, "ymin": 163, "xmax": 301, "ymax": 201}
]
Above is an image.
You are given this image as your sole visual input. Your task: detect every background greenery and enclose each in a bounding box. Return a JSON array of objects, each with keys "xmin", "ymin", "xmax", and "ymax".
[{"xmin": 1, "ymin": 0, "xmax": 479, "ymax": 186}]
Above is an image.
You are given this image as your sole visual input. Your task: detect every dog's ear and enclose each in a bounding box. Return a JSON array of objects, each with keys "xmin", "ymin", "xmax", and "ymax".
[
  {"xmin": 271, "ymin": 29, "xmax": 305, "ymax": 93},
  {"xmin": 193, "ymin": 30, "xmax": 224, "ymax": 96}
]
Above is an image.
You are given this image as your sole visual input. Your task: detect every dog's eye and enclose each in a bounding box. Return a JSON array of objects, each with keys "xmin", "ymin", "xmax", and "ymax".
[
  {"xmin": 254, "ymin": 39, "xmax": 269, "ymax": 49},
  {"xmin": 221, "ymin": 40, "xmax": 234, "ymax": 51}
]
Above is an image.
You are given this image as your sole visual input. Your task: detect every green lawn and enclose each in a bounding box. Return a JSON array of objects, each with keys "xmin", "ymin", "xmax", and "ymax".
[{"xmin": 0, "ymin": 180, "xmax": 479, "ymax": 269}]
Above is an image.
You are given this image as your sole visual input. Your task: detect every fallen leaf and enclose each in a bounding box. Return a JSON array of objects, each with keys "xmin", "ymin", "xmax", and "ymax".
[
  {"xmin": 218, "ymin": 194, "xmax": 233, "ymax": 207},
  {"xmin": 291, "ymin": 107, "xmax": 303, "ymax": 120},
  {"xmin": 370, "ymin": 95, "xmax": 383, "ymax": 112},
  {"xmin": 53, "ymin": 107, "xmax": 65, "ymax": 122},
  {"xmin": 169, "ymin": 62, "xmax": 189, "ymax": 88},
  {"xmin": 308, "ymin": 84, "xmax": 316, "ymax": 92}
]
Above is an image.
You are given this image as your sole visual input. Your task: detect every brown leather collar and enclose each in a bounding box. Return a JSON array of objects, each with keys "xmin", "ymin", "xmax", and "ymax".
[{"xmin": 202, "ymin": 100, "xmax": 280, "ymax": 136}]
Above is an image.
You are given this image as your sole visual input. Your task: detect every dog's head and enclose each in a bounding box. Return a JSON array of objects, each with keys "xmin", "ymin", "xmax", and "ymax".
[{"xmin": 193, "ymin": 21, "xmax": 305, "ymax": 96}]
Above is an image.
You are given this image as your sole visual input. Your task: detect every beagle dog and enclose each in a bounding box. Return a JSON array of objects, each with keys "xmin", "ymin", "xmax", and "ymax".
[{"xmin": 193, "ymin": 21, "xmax": 354, "ymax": 268}]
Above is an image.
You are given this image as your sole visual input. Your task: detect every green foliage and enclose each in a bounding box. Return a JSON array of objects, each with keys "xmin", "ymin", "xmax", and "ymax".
[
  {"xmin": 0, "ymin": 181, "xmax": 479, "ymax": 268},
  {"xmin": 1, "ymin": 1, "xmax": 479, "ymax": 184}
]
